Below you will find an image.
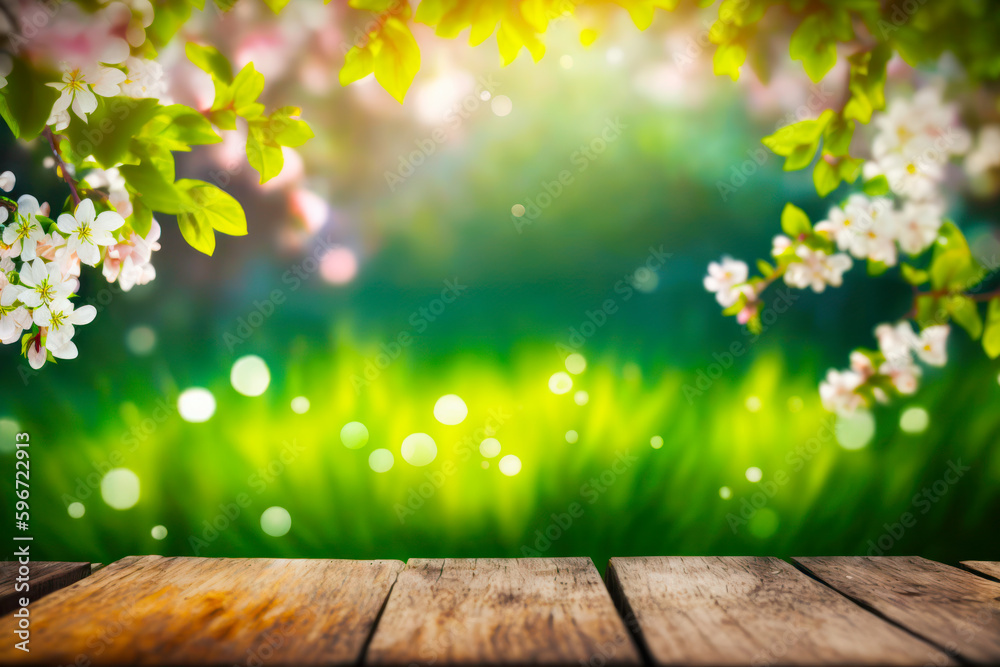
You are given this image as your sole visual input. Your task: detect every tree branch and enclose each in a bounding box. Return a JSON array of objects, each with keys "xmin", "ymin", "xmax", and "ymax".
[{"xmin": 43, "ymin": 126, "xmax": 81, "ymax": 207}]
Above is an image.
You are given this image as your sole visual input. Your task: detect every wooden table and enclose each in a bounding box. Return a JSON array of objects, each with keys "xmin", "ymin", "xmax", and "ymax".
[{"xmin": 1, "ymin": 556, "xmax": 997, "ymax": 666}]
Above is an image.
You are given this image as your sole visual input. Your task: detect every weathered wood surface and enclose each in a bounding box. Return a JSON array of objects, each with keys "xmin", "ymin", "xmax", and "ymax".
[
  {"xmin": 0, "ymin": 555, "xmax": 403, "ymax": 666},
  {"xmin": 795, "ymin": 556, "xmax": 1000, "ymax": 664},
  {"xmin": 961, "ymin": 561, "xmax": 1000, "ymax": 581},
  {"xmin": 365, "ymin": 557, "xmax": 641, "ymax": 666},
  {"xmin": 605, "ymin": 556, "xmax": 951, "ymax": 666},
  {"xmin": 0, "ymin": 561, "xmax": 91, "ymax": 616}
]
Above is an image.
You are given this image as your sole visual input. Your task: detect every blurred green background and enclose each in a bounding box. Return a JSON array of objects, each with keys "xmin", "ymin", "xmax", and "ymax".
[{"xmin": 1, "ymin": 12, "xmax": 999, "ymax": 568}]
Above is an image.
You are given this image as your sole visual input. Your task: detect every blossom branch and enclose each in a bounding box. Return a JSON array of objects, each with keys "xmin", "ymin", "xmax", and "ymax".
[{"xmin": 43, "ymin": 126, "xmax": 81, "ymax": 207}]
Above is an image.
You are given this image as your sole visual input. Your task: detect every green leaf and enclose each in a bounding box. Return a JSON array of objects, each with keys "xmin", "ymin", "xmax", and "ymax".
[
  {"xmin": 262, "ymin": 0, "xmax": 291, "ymax": 11},
  {"xmin": 789, "ymin": 14, "xmax": 838, "ymax": 82},
  {"xmin": 139, "ymin": 105, "xmax": 222, "ymax": 151},
  {"xmin": 901, "ymin": 263, "xmax": 930, "ymax": 286},
  {"xmin": 372, "ymin": 17, "xmax": 421, "ymax": 103},
  {"xmin": 813, "ymin": 159, "xmax": 839, "ymax": 197},
  {"xmin": 983, "ymin": 298, "xmax": 1000, "ymax": 359},
  {"xmin": 185, "ymin": 42, "xmax": 233, "ymax": 84},
  {"xmin": 246, "ymin": 124, "xmax": 284, "ymax": 184},
  {"xmin": 268, "ymin": 107, "xmax": 314, "ymax": 147},
  {"xmin": 823, "ymin": 117, "xmax": 854, "ymax": 157},
  {"xmin": 780, "ymin": 203, "xmax": 812, "ymax": 237},
  {"xmin": 862, "ymin": 174, "xmax": 890, "ymax": 196},
  {"xmin": 340, "ymin": 45, "xmax": 375, "ymax": 86},
  {"xmin": 0, "ymin": 58, "xmax": 60, "ymax": 140},
  {"xmin": 231, "ymin": 63, "xmax": 266, "ymax": 119},
  {"xmin": 64, "ymin": 97, "xmax": 161, "ymax": 169},
  {"xmin": 713, "ymin": 42, "xmax": 747, "ymax": 81},
  {"xmin": 119, "ymin": 156, "xmax": 191, "ymax": 215},
  {"xmin": 146, "ymin": 0, "xmax": 195, "ymax": 48},
  {"xmin": 757, "ymin": 259, "xmax": 775, "ymax": 276},
  {"xmin": 177, "ymin": 179, "xmax": 247, "ymax": 236},
  {"xmin": 948, "ymin": 295, "xmax": 983, "ymax": 340},
  {"xmin": 930, "ymin": 222, "xmax": 979, "ymax": 290},
  {"xmin": 176, "ymin": 208, "xmax": 216, "ymax": 256},
  {"xmin": 843, "ymin": 44, "xmax": 890, "ymax": 124},
  {"xmin": 867, "ymin": 259, "xmax": 889, "ymax": 276}
]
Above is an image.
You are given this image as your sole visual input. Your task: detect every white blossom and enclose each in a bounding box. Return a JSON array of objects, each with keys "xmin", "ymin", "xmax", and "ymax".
[
  {"xmin": 896, "ymin": 201, "xmax": 943, "ymax": 255},
  {"xmin": 17, "ymin": 258, "xmax": 76, "ymax": 310},
  {"xmin": 704, "ymin": 256, "xmax": 748, "ymax": 307},
  {"xmin": 879, "ymin": 357, "xmax": 921, "ymax": 394},
  {"xmin": 0, "ymin": 170, "xmax": 14, "ymax": 192},
  {"xmin": 121, "ymin": 56, "xmax": 166, "ymax": 99},
  {"xmin": 965, "ymin": 125, "xmax": 1000, "ymax": 177},
  {"xmin": 2, "ymin": 195, "xmax": 45, "ymax": 262},
  {"xmin": 913, "ymin": 325, "xmax": 950, "ymax": 367},
  {"xmin": 784, "ymin": 246, "xmax": 852, "ymax": 292},
  {"xmin": 819, "ymin": 369, "xmax": 864, "ymax": 414},
  {"xmin": 47, "ymin": 64, "xmax": 126, "ymax": 122},
  {"xmin": 56, "ymin": 198, "xmax": 125, "ymax": 266},
  {"xmin": 771, "ymin": 234, "xmax": 792, "ymax": 257},
  {"xmin": 0, "ymin": 281, "xmax": 32, "ymax": 343},
  {"xmin": 103, "ymin": 219, "xmax": 160, "ymax": 291},
  {"xmin": 875, "ymin": 321, "xmax": 917, "ymax": 368},
  {"xmin": 33, "ymin": 297, "xmax": 96, "ymax": 351}
]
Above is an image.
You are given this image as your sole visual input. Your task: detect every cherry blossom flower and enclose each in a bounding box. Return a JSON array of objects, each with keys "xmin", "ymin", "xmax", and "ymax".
[
  {"xmin": 47, "ymin": 65, "xmax": 126, "ymax": 122},
  {"xmin": 875, "ymin": 321, "xmax": 917, "ymax": 368},
  {"xmin": 33, "ymin": 298, "xmax": 96, "ymax": 351},
  {"xmin": 880, "ymin": 150, "xmax": 945, "ymax": 201},
  {"xmin": 784, "ymin": 246, "xmax": 853, "ymax": 292},
  {"xmin": 2, "ymin": 195, "xmax": 45, "ymax": 262},
  {"xmin": 24, "ymin": 328, "xmax": 81, "ymax": 369},
  {"xmin": 121, "ymin": 57, "xmax": 166, "ymax": 99},
  {"xmin": 703, "ymin": 256, "xmax": 748, "ymax": 307},
  {"xmin": 913, "ymin": 325, "xmax": 949, "ymax": 366},
  {"xmin": 965, "ymin": 125, "xmax": 1000, "ymax": 177},
  {"xmin": 896, "ymin": 202, "xmax": 943, "ymax": 255},
  {"xmin": 84, "ymin": 167, "xmax": 132, "ymax": 218},
  {"xmin": 17, "ymin": 258, "xmax": 76, "ymax": 310},
  {"xmin": 0, "ymin": 170, "xmax": 14, "ymax": 192},
  {"xmin": 771, "ymin": 234, "xmax": 792, "ymax": 257},
  {"xmin": 56, "ymin": 199, "xmax": 125, "ymax": 266},
  {"xmin": 849, "ymin": 351, "xmax": 876, "ymax": 381},
  {"xmin": 103, "ymin": 219, "xmax": 160, "ymax": 291},
  {"xmin": 879, "ymin": 357, "xmax": 922, "ymax": 394},
  {"xmin": 0, "ymin": 282, "xmax": 32, "ymax": 343},
  {"xmin": 819, "ymin": 369, "xmax": 864, "ymax": 414},
  {"xmin": 847, "ymin": 202, "xmax": 898, "ymax": 265}
]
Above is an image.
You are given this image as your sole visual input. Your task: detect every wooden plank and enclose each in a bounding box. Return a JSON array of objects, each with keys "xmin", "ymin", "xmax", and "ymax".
[
  {"xmin": 961, "ymin": 561, "xmax": 1000, "ymax": 582},
  {"xmin": 365, "ymin": 557, "xmax": 641, "ymax": 666},
  {"xmin": 0, "ymin": 561, "xmax": 91, "ymax": 616},
  {"xmin": 605, "ymin": 556, "xmax": 951, "ymax": 667},
  {"xmin": 0, "ymin": 556, "xmax": 403, "ymax": 666},
  {"xmin": 795, "ymin": 556, "xmax": 1000, "ymax": 664}
]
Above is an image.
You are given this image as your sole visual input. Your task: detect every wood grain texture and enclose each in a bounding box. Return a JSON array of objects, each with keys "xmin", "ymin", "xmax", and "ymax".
[
  {"xmin": 365, "ymin": 557, "xmax": 641, "ymax": 666},
  {"xmin": 0, "ymin": 561, "xmax": 91, "ymax": 615},
  {"xmin": 795, "ymin": 556, "xmax": 1000, "ymax": 664},
  {"xmin": 961, "ymin": 561, "xmax": 1000, "ymax": 582},
  {"xmin": 0, "ymin": 556, "xmax": 403, "ymax": 666},
  {"xmin": 605, "ymin": 556, "xmax": 951, "ymax": 667}
]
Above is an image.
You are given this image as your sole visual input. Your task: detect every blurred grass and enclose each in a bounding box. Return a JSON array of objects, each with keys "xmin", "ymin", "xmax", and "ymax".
[{"xmin": 5, "ymin": 331, "xmax": 999, "ymax": 568}]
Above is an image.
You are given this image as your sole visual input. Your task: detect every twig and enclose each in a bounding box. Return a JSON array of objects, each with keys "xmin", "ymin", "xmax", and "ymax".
[{"xmin": 43, "ymin": 126, "xmax": 81, "ymax": 207}]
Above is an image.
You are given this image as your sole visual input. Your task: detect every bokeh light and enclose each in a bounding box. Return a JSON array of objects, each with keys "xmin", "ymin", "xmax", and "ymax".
[
  {"xmin": 151, "ymin": 525, "xmax": 168, "ymax": 540},
  {"xmin": 650, "ymin": 435, "xmax": 663, "ymax": 449},
  {"xmin": 479, "ymin": 437, "xmax": 501, "ymax": 458},
  {"xmin": 101, "ymin": 468, "xmax": 140, "ymax": 510},
  {"xmin": 491, "ymin": 95, "xmax": 512, "ymax": 116},
  {"xmin": 498, "ymin": 455, "xmax": 522, "ymax": 476},
  {"xmin": 836, "ymin": 410, "xmax": 875, "ymax": 450},
  {"xmin": 177, "ymin": 388, "xmax": 216, "ymax": 423},
  {"xmin": 320, "ymin": 246, "xmax": 359, "ymax": 284},
  {"xmin": 549, "ymin": 372, "xmax": 573, "ymax": 395},
  {"xmin": 291, "ymin": 396, "xmax": 311, "ymax": 414},
  {"xmin": 341, "ymin": 421, "xmax": 370, "ymax": 449},
  {"xmin": 368, "ymin": 448, "xmax": 394, "ymax": 473},
  {"xmin": 745, "ymin": 396, "xmax": 762, "ymax": 412},
  {"xmin": 261, "ymin": 506, "xmax": 291, "ymax": 537},
  {"xmin": 745, "ymin": 467, "xmax": 763, "ymax": 483},
  {"xmin": 125, "ymin": 325, "xmax": 156, "ymax": 356},
  {"xmin": 67, "ymin": 502, "xmax": 85, "ymax": 518},
  {"xmin": 230, "ymin": 355, "xmax": 271, "ymax": 397},
  {"xmin": 574, "ymin": 390, "xmax": 589, "ymax": 406},
  {"xmin": 719, "ymin": 487, "xmax": 732, "ymax": 500},
  {"xmin": 401, "ymin": 433, "xmax": 437, "ymax": 466},
  {"xmin": 433, "ymin": 394, "xmax": 468, "ymax": 425},
  {"xmin": 900, "ymin": 407, "xmax": 929, "ymax": 434},
  {"xmin": 565, "ymin": 430, "xmax": 579, "ymax": 444},
  {"xmin": 565, "ymin": 353, "xmax": 587, "ymax": 374}
]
